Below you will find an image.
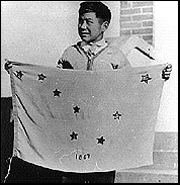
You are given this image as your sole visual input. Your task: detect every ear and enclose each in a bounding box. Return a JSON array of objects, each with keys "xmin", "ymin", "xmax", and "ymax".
[{"xmin": 101, "ymin": 21, "xmax": 109, "ymax": 32}]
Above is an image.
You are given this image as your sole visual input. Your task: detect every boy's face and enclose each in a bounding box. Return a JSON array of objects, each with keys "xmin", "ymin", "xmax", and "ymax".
[{"xmin": 78, "ymin": 12, "xmax": 107, "ymax": 43}]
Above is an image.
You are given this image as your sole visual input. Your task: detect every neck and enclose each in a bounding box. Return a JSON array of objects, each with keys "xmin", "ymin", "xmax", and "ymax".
[
  {"xmin": 91, "ymin": 33, "xmax": 104, "ymax": 44},
  {"xmin": 93, "ymin": 34, "xmax": 103, "ymax": 43}
]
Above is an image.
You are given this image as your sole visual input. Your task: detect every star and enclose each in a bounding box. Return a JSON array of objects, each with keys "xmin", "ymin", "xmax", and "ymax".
[
  {"xmin": 53, "ymin": 89, "xmax": 61, "ymax": 97},
  {"xmin": 38, "ymin": 73, "xmax": 46, "ymax": 82},
  {"xmin": 16, "ymin": 71, "xmax": 23, "ymax": 79},
  {"xmin": 111, "ymin": 63, "xmax": 119, "ymax": 69},
  {"xmin": 70, "ymin": 131, "xmax": 78, "ymax": 140},
  {"xmin": 113, "ymin": 111, "xmax": 122, "ymax": 120},
  {"xmin": 97, "ymin": 136, "xmax": 105, "ymax": 145},
  {"xmin": 141, "ymin": 74, "xmax": 152, "ymax": 84},
  {"xmin": 73, "ymin": 106, "xmax": 80, "ymax": 114}
]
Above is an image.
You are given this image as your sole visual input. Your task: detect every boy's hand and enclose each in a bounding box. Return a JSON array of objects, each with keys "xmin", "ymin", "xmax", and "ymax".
[
  {"xmin": 4, "ymin": 59, "xmax": 12, "ymax": 74},
  {"xmin": 162, "ymin": 63, "xmax": 172, "ymax": 81}
]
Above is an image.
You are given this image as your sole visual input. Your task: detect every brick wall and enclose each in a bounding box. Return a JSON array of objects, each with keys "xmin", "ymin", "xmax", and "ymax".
[{"xmin": 120, "ymin": 1, "xmax": 154, "ymax": 46}]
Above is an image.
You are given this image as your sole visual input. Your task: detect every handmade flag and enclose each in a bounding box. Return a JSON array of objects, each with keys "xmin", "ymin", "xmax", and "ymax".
[{"xmin": 9, "ymin": 61, "xmax": 165, "ymax": 172}]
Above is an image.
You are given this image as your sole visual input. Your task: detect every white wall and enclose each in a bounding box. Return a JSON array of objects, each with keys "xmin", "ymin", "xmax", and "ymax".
[
  {"xmin": 1, "ymin": 1, "xmax": 120, "ymax": 97},
  {"xmin": 154, "ymin": 1, "xmax": 178, "ymax": 132}
]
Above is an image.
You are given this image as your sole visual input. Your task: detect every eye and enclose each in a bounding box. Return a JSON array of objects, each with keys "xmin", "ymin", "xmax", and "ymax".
[{"xmin": 87, "ymin": 20, "xmax": 93, "ymax": 25}]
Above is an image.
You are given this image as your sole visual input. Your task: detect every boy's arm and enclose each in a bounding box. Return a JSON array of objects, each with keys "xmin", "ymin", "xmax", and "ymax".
[{"xmin": 57, "ymin": 49, "xmax": 74, "ymax": 69}]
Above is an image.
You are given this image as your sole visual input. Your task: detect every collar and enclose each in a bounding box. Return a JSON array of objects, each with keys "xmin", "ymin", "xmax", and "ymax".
[
  {"xmin": 94, "ymin": 38, "xmax": 107, "ymax": 48},
  {"xmin": 81, "ymin": 38, "xmax": 107, "ymax": 52}
]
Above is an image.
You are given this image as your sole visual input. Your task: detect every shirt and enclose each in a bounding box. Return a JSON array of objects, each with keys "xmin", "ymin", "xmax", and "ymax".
[
  {"xmin": 57, "ymin": 38, "xmax": 131, "ymax": 71},
  {"xmin": 82, "ymin": 38, "xmax": 108, "ymax": 56}
]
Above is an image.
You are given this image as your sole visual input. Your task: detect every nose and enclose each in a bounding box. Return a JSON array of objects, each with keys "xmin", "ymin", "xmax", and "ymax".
[{"xmin": 80, "ymin": 20, "xmax": 87, "ymax": 29}]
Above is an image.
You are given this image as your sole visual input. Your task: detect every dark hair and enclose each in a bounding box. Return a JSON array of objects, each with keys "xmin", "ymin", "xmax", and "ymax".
[{"xmin": 79, "ymin": 1, "xmax": 111, "ymax": 24}]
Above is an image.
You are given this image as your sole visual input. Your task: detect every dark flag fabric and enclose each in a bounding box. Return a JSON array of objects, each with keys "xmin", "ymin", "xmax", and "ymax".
[{"xmin": 9, "ymin": 61, "xmax": 165, "ymax": 173}]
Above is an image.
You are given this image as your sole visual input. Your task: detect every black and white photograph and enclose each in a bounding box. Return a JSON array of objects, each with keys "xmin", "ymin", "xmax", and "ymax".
[{"xmin": 1, "ymin": 1, "xmax": 178, "ymax": 183}]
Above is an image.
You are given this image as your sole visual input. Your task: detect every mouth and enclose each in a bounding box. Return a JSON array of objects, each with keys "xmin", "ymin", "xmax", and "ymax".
[
  {"xmin": 80, "ymin": 33, "xmax": 90, "ymax": 39},
  {"xmin": 81, "ymin": 32, "xmax": 89, "ymax": 35}
]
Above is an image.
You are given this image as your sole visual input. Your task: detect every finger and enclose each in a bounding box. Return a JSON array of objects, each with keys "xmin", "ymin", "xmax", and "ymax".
[
  {"xmin": 167, "ymin": 64, "xmax": 172, "ymax": 68},
  {"xmin": 57, "ymin": 63, "xmax": 63, "ymax": 69},
  {"xmin": 163, "ymin": 74, "xmax": 170, "ymax": 77},
  {"xmin": 165, "ymin": 68, "xmax": 172, "ymax": 72},
  {"xmin": 162, "ymin": 74, "xmax": 170, "ymax": 80},
  {"xmin": 166, "ymin": 64, "xmax": 172, "ymax": 69},
  {"xmin": 163, "ymin": 73, "xmax": 171, "ymax": 76},
  {"xmin": 163, "ymin": 67, "xmax": 172, "ymax": 72}
]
